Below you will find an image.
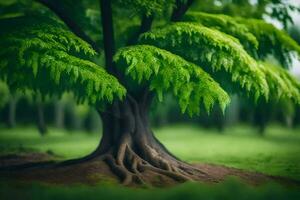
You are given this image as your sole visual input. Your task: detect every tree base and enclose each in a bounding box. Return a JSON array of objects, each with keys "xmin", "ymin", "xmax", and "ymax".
[
  {"xmin": 97, "ymin": 140, "xmax": 211, "ymax": 185},
  {"xmin": 82, "ymin": 99, "xmax": 214, "ymax": 185}
]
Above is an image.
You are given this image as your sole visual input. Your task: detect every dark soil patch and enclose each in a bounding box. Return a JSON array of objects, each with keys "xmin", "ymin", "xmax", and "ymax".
[
  {"xmin": 0, "ymin": 153, "xmax": 57, "ymax": 168},
  {"xmin": 0, "ymin": 153, "xmax": 299, "ymax": 187},
  {"xmin": 194, "ymin": 163, "xmax": 300, "ymax": 187}
]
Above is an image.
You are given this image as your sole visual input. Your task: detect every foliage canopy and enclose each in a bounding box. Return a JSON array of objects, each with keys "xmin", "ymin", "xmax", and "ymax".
[
  {"xmin": 0, "ymin": 0, "xmax": 300, "ymax": 114},
  {"xmin": 0, "ymin": 15, "xmax": 126, "ymax": 106},
  {"xmin": 115, "ymin": 45, "xmax": 230, "ymax": 115}
]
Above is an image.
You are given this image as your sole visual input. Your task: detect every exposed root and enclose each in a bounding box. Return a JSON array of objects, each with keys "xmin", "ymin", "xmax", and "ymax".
[
  {"xmin": 98, "ymin": 141, "xmax": 212, "ymax": 185},
  {"xmin": 145, "ymin": 144, "xmax": 208, "ymax": 175}
]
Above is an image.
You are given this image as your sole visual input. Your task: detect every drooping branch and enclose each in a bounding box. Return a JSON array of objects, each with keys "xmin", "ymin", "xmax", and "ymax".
[
  {"xmin": 139, "ymin": 23, "xmax": 270, "ymax": 102},
  {"xmin": 114, "ymin": 45, "xmax": 230, "ymax": 115},
  {"xmin": 36, "ymin": 0, "xmax": 100, "ymax": 53},
  {"xmin": 171, "ymin": 0, "xmax": 194, "ymax": 22},
  {"xmin": 0, "ymin": 15, "xmax": 126, "ymax": 106}
]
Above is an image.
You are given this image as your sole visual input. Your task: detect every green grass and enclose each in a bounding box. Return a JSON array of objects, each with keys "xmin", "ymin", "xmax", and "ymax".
[
  {"xmin": 1, "ymin": 124, "xmax": 300, "ymax": 199},
  {"xmin": 0, "ymin": 127, "xmax": 100, "ymax": 159},
  {"xmin": 1, "ymin": 179, "xmax": 300, "ymax": 200},
  {"xmin": 0, "ymin": 124, "xmax": 300, "ymax": 181},
  {"xmin": 157, "ymin": 124, "xmax": 300, "ymax": 181}
]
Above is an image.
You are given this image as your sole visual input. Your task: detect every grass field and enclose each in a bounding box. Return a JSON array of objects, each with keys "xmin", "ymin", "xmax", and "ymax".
[
  {"xmin": 1, "ymin": 124, "xmax": 300, "ymax": 200},
  {"xmin": 1, "ymin": 179, "xmax": 300, "ymax": 200},
  {"xmin": 0, "ymin": 124, "xmax": 299, "ymax": 180}
]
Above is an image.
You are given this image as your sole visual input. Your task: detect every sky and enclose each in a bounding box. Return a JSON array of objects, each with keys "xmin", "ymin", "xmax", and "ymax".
[{"xmin": 289, "ymin": 1, "xmax": 300, "ymax": 76}]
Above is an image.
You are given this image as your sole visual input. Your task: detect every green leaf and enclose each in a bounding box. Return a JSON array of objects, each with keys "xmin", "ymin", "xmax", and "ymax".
[
  {"xmin": 114, "ymin": 45, "xmax": 230, "ymax": 116},
  {"xmin": 139, "ymin": 22, "xmax": 270, "ymax": 100},
  {"xmin": 0, "ymin": 15, "xmax": 126, "ymax": 106}
]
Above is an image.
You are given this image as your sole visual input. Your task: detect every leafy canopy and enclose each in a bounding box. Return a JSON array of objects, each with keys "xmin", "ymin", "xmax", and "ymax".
[
  {"xmin": 139, "ymin": 22, "xmax": 270, "ymax": 100},
  {"xmin": 238, "ymin": 18, "xmax": 300, "ymax": 68},
  {"xmin": 114, "ymin": 0, "xmax": 174, "ymax": 16},
  {"xmin": 114, "ymin": 45, "xmax": 230, "ymax": 115},
  {"xmin": 259, "ymin": 62, "xmax": 300, "ymax": 104},
  {"xmin": 183, "ymin": 11, "xmax": 259, "ymax": 53},
  {"xmin": 183, "ymin": 11, "xmax": 300, "ymax": 68},
  {"xmin": 0, "ymin": 15, "xmax": 125, "ymax": 106},
  {"xmin": 1, "ymin": 0, "xmax": 300, "ymax": 115}
]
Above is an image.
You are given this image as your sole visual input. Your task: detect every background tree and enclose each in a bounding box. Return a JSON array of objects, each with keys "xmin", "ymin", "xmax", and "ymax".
[
  {"xmin": 192, "ymin": 0, "xmax": 300, "ymax": 29},
  {"xmin": 1, "ymin": 0, "xmax": 300, "ymax": 185},
  {"xmin": 35, "ymin": 95, "xmax": 47, "ymax": 135}
]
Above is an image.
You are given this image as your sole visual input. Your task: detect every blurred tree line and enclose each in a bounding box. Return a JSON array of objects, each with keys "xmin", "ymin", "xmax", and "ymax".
[
  {"xmin": 0, "ymin": 82, "xmax": 102, "ymax": 135},
  {"xmin": 150, "ymin": 93, "xmax": 300, "ymax": 133}
]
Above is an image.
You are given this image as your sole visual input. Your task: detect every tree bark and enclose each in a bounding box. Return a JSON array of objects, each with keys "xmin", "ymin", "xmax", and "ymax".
[
  {"xmin": 7, "ymin": 96, "xmax": 17, "ymax": 128},
  {"xmin": 127, "ymin": 14, "xmax": 154, "ymax": 45},
  {"xmin": 171, "ymin": 0, "xmax": 195, "ymax": 22},
  {"xmin": 253, "ymin": 102, "xmax": 269, "ymax": 136},
  {"xmin": 54, "ymin": 100, "xmax": 65, "ymax": 129},
  {"xmin": 36, "ymin": 101, "xmax": 47, "ymax": 136}
]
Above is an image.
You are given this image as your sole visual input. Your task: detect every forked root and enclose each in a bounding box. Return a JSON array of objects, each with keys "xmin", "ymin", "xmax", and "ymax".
[{"xmin": 100, "ymin": 142, "xmax": 210, "ymax": 185}]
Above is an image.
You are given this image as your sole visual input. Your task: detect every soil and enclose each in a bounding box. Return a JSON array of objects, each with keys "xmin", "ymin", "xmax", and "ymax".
[{"xmin": 0, "ymin": 152, "xmax": 299, "ymax": 187}]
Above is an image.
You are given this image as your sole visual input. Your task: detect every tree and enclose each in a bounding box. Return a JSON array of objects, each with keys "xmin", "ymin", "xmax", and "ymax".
[
  {"xmin": 0, "ymin": 81, "xmax": 49, "ymax": 134},
  {"xmin": 35, "ymin": 95, "xmax": 48, "ymax": 135},
  {"xmin": 192, "ymin": 0, "xmax": 300, "ymax": 30},
  {"xmin": 1, "ymin": 0, "xmax": 300, "ymax": 185}
]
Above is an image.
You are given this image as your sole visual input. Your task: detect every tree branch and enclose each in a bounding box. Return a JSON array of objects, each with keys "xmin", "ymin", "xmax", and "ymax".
[
  {"xmin": 36, "ymin": 0, "xmax": 100, "ymax": 53},
  {"xmin": 127, "ymin": 14, "xmax": 154, "ymax": 45},
  {"xmin": 139, "ymin": 14, "xmax": 154, "ymax": 34},
  {"xmin": 171, "ymin": 0, "xmax": 194, "ymax": 22},
  {"xmin": 99, "ymin": 0, "xmax": 118, "ymax": 76}
]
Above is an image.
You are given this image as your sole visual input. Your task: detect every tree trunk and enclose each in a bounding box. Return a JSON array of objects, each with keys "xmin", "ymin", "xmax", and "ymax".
[
  {"xmin": 7, "ymin": 96, "xmax": 17, "ymax": 128},
  {"xmin": 54, "ymin": 100, "xmax": 65, "ymax": 129},
  {"xmin": 36, "ymin": 101, "xmax": 47, "ymax": 136},
  {"xmin": 171, "ymin": 0, "xmax": 195, "ymax": 22},
  {"xmin": 85, "ymin": 97, "xmax": 207, "ymax": 185},
  {"xmin": 254, "ymin": 102, "xmax": 270, "ymax": 136}
]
